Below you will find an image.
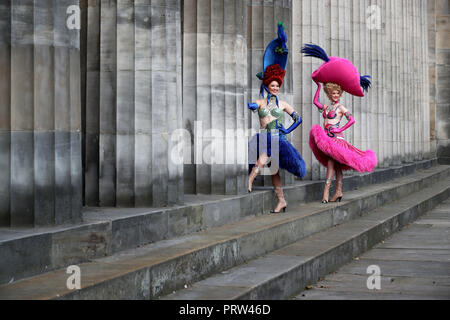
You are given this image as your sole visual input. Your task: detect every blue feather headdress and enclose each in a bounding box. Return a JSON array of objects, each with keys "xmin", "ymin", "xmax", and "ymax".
[
  {"xmin": 301, "ymin": 43, "xmax": 329, "ymax": 62},
  {"xmin": 360, "ymin": 75, "xmax": 372, "ymax": 92},
  {"xmin": 257, "ymin": 22, "xmax": 289, "ymax": 98}
]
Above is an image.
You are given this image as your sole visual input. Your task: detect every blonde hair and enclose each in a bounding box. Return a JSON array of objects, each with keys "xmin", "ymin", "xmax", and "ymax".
[{"xmin": 324, "ymin": 82, "xmax": 343, "ymax": 101}]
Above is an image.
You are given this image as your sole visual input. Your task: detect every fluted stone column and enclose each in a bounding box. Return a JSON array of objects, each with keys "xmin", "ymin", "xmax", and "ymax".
[
  {"xmin": 412, "ymin": 0, "xmax": 420, "ymax": 161},
  {"xmin": 419, "ymin": 1, "xmax": 428, "ymax": 160},
  {"xmin": 293, "ymin": 0, "xmax": 326, "ymax": 181},
  {"xmin": 428, "ymin": 0, "xmax": 438, "ymax": 157},
  {"xmin": 350, "ymin": 0, "xmax": 362, "ymax": 162},
  {"xmin": 0, "ymin": 2, "xmax": 11, "ymax": 226},
  {"xmin": 421, "ymin": 0, "xmax": 431, "ymax": 159},
  {"xmin": 380, "ymin": 0, "xmax": 388, "ymax": 167},
  {"xmin": 390, "ymin": 0, "xmax": 401, "ymax": 165},
  {"xmin": 406, "ymin": 1, "xmax": 414, "ymax": 159},
  {"xmin": 369, "ymin": 0, "xmax": 380, "ymax": 166},
  {"xmin": 435, "ymin": 0, "xmax": 450, "ymax": 164},
  {"xmin": 183, "ymin": 0, "xmax": 248, "ymax": 195},
  {"xmin": 83, "ymin": 0, "xmax": 183, "ymax": 207},
  {"xmin": 382, "ymin": 0, "xmax": 391, "ymax": 166},
  {"xmin": 0, "ymin": 0, "xmax": 82, "ymax": 227},
  {"xmin": 399, "ymin": 0, "xmax": 406, "ymax": 161}
]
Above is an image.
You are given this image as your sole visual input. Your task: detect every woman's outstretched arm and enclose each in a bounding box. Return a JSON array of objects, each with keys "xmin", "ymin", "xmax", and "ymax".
[{"xmin": 313, "ymin": 81, "xmax": 324, "ymax": 110}]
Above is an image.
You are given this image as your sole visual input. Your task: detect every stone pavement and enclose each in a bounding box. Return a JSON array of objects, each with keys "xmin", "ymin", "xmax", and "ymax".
[{"xmin": 295, "ymin": 198, "xmax": 450, "ymax": 300}]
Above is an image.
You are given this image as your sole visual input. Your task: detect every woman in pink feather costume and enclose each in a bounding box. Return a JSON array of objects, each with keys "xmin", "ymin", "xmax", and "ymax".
[{"xmin": 309, "ymin": 82, "xmax": 377, "ymax": 203}]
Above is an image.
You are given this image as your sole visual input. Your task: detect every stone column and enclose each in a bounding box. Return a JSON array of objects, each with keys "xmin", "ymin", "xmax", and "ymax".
[
  {"xmin": 0, "ymin": 1, "xmax": 11, "ymax": 226},
  {"xmin": 380, "ymin": 0, "xmax": 388, "ymax": 167},
  {"xmin": 385, "ymin": 0, "xmax": 393, "ymax": 166},
  {"xmin": 422, "ymin": 0, "xmax": 432, "ymax": 158},
  {"xmin": 435, "ymin": 0, "xmax": 450, "ymax": 164},
  {"xmin": 294, "ymin": 0, "xmax": 326, "ymax": 181},
  {"xmin": 391, "ymin": 0, "xmax": 401, "ymax": 165},
  {"xmin": 0, "ymin": 0, "xmax": 82, "ymax": 227},
  {"xmin": 407, "ymin": 1, "xmax": 414, "ymax": 161},
  {"xmin": 400, "ymin": 0, "xmax": 407, "ymax": 161},
  {"xmin": 183, "ymin": 0, "xmax": 247, "ymax": 195},
  {"xmin": 418, "ymin": 1, "xmax": 427, "ymax": 160},
  {"xmin": 412, "ymin": 0, "xmax": 421, "ymax": 161},
  {"xmin": 361, "ymin": 0, "xmax": 371, "ymax": 152},
  {"xmin": 428, "ymin": 0, "xmax": 438, "ymax": 158},
  {"xmin": 83, "ymin": 0, "xmax": 183, "ymax": 207},
  {"xmin": 350, "ymin": 0, "xmax": 362, "ymax": 158},
  {"xmin": 369, "ymin": 0, "xmax": 380, "ymax": 166}
]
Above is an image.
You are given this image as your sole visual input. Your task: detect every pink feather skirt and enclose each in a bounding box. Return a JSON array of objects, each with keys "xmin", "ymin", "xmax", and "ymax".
[{"xmin": 309, "ymin": 124, "xmax": 377, "ymax": 172}]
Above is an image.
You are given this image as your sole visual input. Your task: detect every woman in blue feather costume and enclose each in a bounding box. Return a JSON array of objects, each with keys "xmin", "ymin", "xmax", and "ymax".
[{"xmin": 248, "ymin": 22, "xmax": 306, "ymax": 214}]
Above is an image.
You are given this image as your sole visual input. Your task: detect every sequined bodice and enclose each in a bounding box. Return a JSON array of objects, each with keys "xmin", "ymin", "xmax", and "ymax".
[
  {"xmin": 258, "ymin": 97, "xmax": 283, "ymax": 118},
  {"xmin": 322, "ymin": 103, "xmax": 343, "ymax": 137},
  {"xmin": 322, "ymin": 104, "xmax": 340, "ymax": 120},
  {"xmin": 258, "ymin": 96, "xmax": 284, "ymax": 131}
]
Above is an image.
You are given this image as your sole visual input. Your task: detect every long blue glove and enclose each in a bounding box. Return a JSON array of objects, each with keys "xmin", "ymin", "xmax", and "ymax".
[
  {"xmin": 248, "ymin": 102, "xmax": 258, "ymax": 111},
  {"xmin": 276, "ymin": 111, "xmax": 302, "ymax": 134}
]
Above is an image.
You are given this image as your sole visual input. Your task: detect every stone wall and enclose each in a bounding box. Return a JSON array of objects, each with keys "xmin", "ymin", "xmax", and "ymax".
[
  {"xmin": 182, "ymin": 0, "xmax": 248, "ymax": 195},
  {"xmin": 293, "ymin": 0, "xmax": 433, "ymax": 179},
  {"xmin": 0, "ymin": 0, "xmax": 445, "ymax": 227},
  {"xmin": 82, "ymin": 0, "xmax": 183, "ymax": 208}
]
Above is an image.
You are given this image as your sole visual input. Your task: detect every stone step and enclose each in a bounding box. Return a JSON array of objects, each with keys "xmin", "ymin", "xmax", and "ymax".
[
  {"xmin": 0, "ymin": 164, "xmax": 448, "ymax": 299},
  {"xmin": 161, "ymin": 177, "xmax": 450, "ymax": 300},
  {"xmin": 293, "ymin": 199, "xmax": 450, "ymax": 300},
  {"xmin": 0, "ymin": 159, "xmax": 439, "ymax": 286}
]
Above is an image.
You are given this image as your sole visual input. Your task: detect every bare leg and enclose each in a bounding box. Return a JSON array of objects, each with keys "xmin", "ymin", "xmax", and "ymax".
[
  {"xmin": 322, "ymin": 159, "xmax": 335, "ymax": 203},
  {"xmin": 271, "ymin": 172, "xmax": 287, "ymax": 213},
  {"xmin": 330, "ymin": 163, "xmax": 343, "ymax": 202},
  {"xmin": 248, "ymin": 153, "xmax": 270, "ymax": 193}
]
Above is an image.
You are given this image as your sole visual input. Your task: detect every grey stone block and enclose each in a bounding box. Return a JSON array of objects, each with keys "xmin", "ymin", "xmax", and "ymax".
[
  {"xmin": 168, "ymin": 205, "xmax": 203, "ymax": 238},
  {"xmin": 62, "ymin": 268, "xmax": 151, "ymax": 300},
  {"xmin": 111, "ymin": 210, "xmax": 169, "ymax": 253},
  {"xmin": 0, "ymin": 234, "xmax": 52, "ymax": 285},
  {"xmin": 51, "ymin": 222, "xmax": 112, "ymax": 269}
]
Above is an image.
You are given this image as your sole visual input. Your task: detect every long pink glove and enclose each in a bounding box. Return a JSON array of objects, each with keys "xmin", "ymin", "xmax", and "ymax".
[
  {"xmin": 331, "ymin": 112, "xmax": 355, "ymax": 134},
  {"xmin": 313, "ymin": 81, "xmax": 324, "ymax": 110}
]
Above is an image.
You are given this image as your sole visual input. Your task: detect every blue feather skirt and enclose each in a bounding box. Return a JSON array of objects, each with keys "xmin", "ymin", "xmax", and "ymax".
[{"xmin": 248, "ymin": 132, "xmax": 306, "ymax": 178}]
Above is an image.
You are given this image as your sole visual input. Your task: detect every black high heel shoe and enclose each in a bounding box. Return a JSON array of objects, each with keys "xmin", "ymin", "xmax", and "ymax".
[
  {"xmin": 270, "ymin": 206, "xmax": 287, "ymax": 214},
  {"xmin": 329, "ymin": 196, "xmax": 342, "ymax": 203},
  {"xmin": 329, "ymin": 180, "xmax": 343, "ymax": 202}
]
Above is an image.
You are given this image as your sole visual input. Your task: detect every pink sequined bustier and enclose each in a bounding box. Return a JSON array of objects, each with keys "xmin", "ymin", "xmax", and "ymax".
[{"xmin": 322, "ymin": 104, "xmax": 342, "ymax": 138}]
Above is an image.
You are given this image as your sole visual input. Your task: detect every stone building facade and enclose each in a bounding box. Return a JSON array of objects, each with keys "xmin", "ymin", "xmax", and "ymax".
[{"xmin": 0, "ymin": 0, "xmax": 447, "ymax": 228}]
